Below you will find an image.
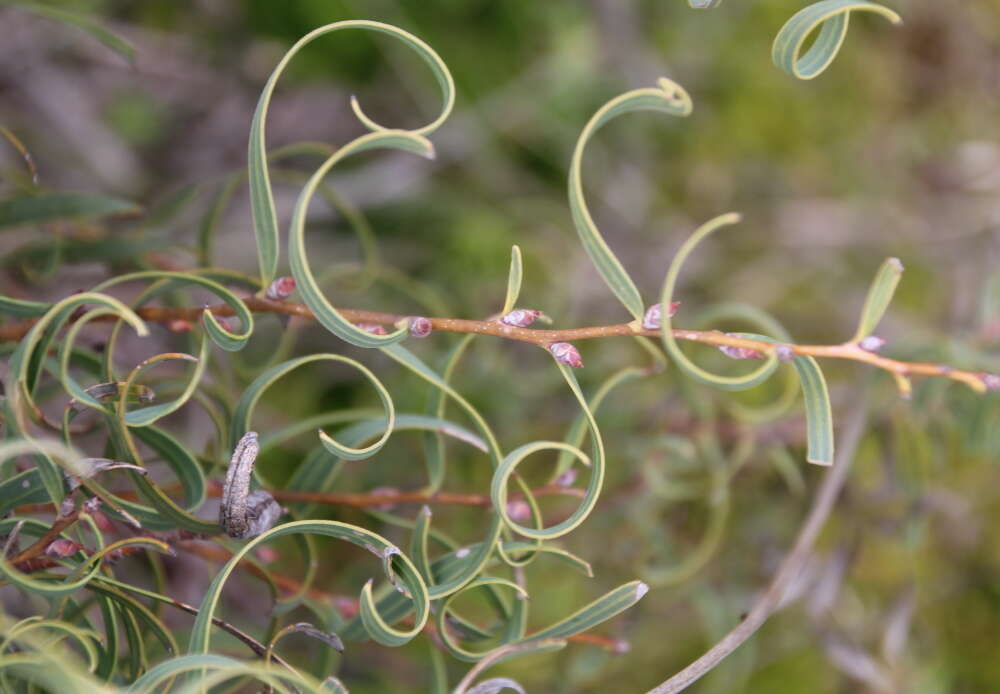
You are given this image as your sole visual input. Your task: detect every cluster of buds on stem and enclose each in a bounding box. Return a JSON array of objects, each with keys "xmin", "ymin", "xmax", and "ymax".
[
  {"xmin": 642, "ymin": 302, "xmax": 681, "ymax": 330},
  {"xmin": 265, "ymin": 276, "xmax": 297, "ymax": 301}
]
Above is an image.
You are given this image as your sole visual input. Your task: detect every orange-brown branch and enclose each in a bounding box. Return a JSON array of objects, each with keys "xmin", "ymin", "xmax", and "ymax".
[{"xmin": 0, "ymin": 296, "xmax": 992, "ymax": 393}]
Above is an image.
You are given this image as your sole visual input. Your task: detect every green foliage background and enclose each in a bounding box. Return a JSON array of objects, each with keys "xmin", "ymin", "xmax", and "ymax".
[{"xmin": 0, "ymin": 1, "xmax": 998, "ymax": 692}]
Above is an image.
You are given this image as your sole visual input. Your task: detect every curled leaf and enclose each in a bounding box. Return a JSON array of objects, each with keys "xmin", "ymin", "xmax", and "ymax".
[
  {"xmin": 772, "ymin": 1, "xmax": 902, "ymax": 80},
  {"xmin": 570, "ymin": 78, "xmax": 692, "ymax": 320}
]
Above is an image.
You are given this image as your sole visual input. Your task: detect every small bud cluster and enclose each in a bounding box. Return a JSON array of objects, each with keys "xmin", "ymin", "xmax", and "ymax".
[
  {"xmin": 409, "ymin": 317, "xmax": 433, "ymax": 338},
  {"xmin": 549, "ymin": 342, "xmax": 583, "ymax": 368},
  {"xmin": 641, "ymin": 302, "xmax": 681, "ymax": 330},
  {"xmin": 266, "ymin": 276, "xmax": 297, "ymax": 300},
  {"xmin": 501, "ymin": 309, "xmax": 541, "ymax": 327}
]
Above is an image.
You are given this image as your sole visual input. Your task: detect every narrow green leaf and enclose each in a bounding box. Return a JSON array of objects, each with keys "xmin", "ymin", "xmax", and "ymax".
[
  {"xmin": 0, "ymin": 192, "xmax": 140, "ymax": 230},
  {"xmin": 231, "ymin": 353, "xmax": 395, "ymax": 461},
  {"xmin": 772, "ymin": 1, "xmax": 902, "ymax": 80},
  {"xmin": 288, "ymin": 130, "xmax": 434, "ymax": 348},
  {"xmin": 852, "ymin": 257, "xmax": 904, "ymax": 341},
  {"xmin": 792, "ymin": 355, "xmax": 835, "ymax": 465},
  {"xmin": 659, "ymin": 213, "xmax": 780, "ymax": 391},
  {"xmin": 743, "ymin": 334, "xmax": 835, "ymax": 465},
  {"xmin": 0, "ymin": 295, "xmax": 49, "ymax": 316},
  {"xmin": 491, "ymin": 440, "xmax": 592, "ymax": 540},
  {"xmin": 188, "ymin": 520, "xmax": 430, "ymax": 651},
  {"xmin": 92, "ymin": 270, "xmax": 253, "ymax": 352},
  {"xmin": 249, "ymin": 20, "xmax": 455, "ymax": 286},
  {"xmin": 501, "ymin": 245, "xmax": 523, "ymax": 314},
  {"xmin": 570, "ymin": 78, "xmax": 693, "ymax": 320},
  {"xmin": 525, "ymin": 580, "xmax": 649, "ymax": 642},
  {"xmin": 435, "ymin": 577, "xmax": 527, "ymax": 662}
]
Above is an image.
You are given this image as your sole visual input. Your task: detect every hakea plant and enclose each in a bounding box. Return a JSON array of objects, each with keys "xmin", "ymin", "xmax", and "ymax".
[{"xmin": 0, "ymin": 2, "xmax": 995, "ymax": 694}]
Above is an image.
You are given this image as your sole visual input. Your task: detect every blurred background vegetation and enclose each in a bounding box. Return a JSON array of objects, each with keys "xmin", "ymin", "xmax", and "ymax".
[{"xmin": 1, "ymin": 1, "xmax": 999, "ymax": 692}]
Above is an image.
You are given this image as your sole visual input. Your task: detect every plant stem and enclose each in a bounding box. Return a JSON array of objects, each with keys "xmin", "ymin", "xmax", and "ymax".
[{"xmin": 0, "ymin": 296, "xmax": 990, "ymax": 393}]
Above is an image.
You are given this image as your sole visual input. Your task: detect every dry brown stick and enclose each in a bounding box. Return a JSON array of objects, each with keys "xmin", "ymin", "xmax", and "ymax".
[
  {"xmin": 1, "ymin": 296, "xmax": 992, "ymax": 393},
  {"xmin": 644, "ymin": 393, "xmax": 870, "ymax": 694}
]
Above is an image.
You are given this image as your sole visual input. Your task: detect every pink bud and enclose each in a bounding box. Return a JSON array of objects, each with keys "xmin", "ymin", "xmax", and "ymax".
[
  {"xmin": 167, "ymin": 319, "xmax": 193, "ymax": 333},
  {"xmin": 549, "ymin": 342, "xmax": 583, "ymax": 367},
  {"xmin": 718, "ymin": 338, "xmax": 764, "ymax": 360},
  {"xmin": 45, "ymin": 539, "xmax": 80, "ymax": 558},
  {"xmin": 642, "ymin": 302, "xmax": 681, "ymax": 330},
  {"xmin": 355, "ymin": 322, "xmax": 388, "ymax": 335},
  {"xmin": 409, "ymin": 317, "xmax": 433, "ymax": 338},
  {"xmin": 92, "ymin": 511, "xmax": 114, "ymax": 532},
  {"xmin": 859, "ymin": 336, "xmax": 886, "ymax": 353},
  {"xmin": 266, "ymin": 276, "xmax": 297, "ymax": 300},
  {"xmin": 506, "ymin": 500, "xmax": 531, "ymax": 522},
  {"xmin": 501, "ymin": 309, "xmax": 541, "ymax": 328},
  {"xmin": 555, "ymin": 468, "xmax": 578, "ymax": 487},
  {"xmin": 370, "ymin": 487, "xmax": 399, "ymax": 511},
  {"xmin": 982, "ymin": 373, "xmax": 1000, "ymax": 392},
  {"xmin": 59, "ymin": 497, "xmax": 75, "ymax": 518},
  {"xmin": 255, "ymin": 546, "xmax": 281, "ymax": 563},
  {"xmin": 775, "ymin": 344, "xmax": 795, "ymax": 362}
]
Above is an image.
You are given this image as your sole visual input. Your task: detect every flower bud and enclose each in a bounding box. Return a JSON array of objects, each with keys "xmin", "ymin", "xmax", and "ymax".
[
  {"xmin": 501, "ymin": 309, "xmax": 541, "ymax": 327},
  {"xmin": 45, "ymin": 538, "xmax": 80, "ymax": 558},
  {"xmin": 370, "ymin": 486, "xmax": 399, "ymax": 511},
  {"xmin": 167, "ymin": 319, "xmax": 193, "ymax": 333},
  {"xmin": 92, "ymin": 511, "xmax": 115, "ymax": 533},
  {"xmin": 266, "ymin": 276, "xmax": 297, "ymax": 300},
  {"xmin": 642, "ymin": 302, "xmax": 681, "ymax": 330},
  {"xmin": 355, "ymin": 322, "xmax": 388, "ymax": 336},
  {"xmin": 775, "ymin": 344, "xmax": 795, "ymax": 362},
  {"xmin": 718, "ymin": 340, "xmax": 764, "ymax": 360},
  {"xmin": 859, "ymin": 335, "xmax": 886, "ymax": 353},
  {"xmin": 409, "ymin": 317, "xmax": 433, "ymax": 338},
  {"xmin": 555, "ymin": 468, "xmax": 578, "ymax": 487},
  {"xmin": 506, "ymin": 499, "xmax": 531, "ymax": 522},
  {"xmin": 549, "ymin": 342, "xmax": 583, "ymax": 367}
]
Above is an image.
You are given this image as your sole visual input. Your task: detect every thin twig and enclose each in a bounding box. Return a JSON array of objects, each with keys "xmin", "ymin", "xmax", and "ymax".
[
  {"xmin": 644, "ymin": 393, "xmax": 870, "ymax": 694},
  {"xmin": 268, "ymin": 484, "xmax": 584, "ymax": 508},
  {"xmin": 8, "ymin": 510, "xmax": 81, "ymax": 565},
  {"xmin": 1, "ymin": 296, "xmax": 990, "ymax": 392}
]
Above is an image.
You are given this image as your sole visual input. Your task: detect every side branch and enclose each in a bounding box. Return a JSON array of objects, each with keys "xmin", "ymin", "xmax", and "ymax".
[{"xmin": 0, "ymin": 296, "xmax": 993, "ymax": 393}]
